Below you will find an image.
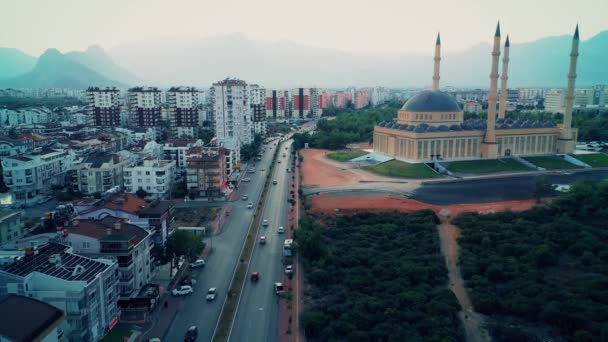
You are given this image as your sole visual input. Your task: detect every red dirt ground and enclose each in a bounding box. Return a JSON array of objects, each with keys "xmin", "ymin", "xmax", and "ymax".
[
  {"xmin": 301, "ymin": 149, "xmax": 361, "ymax": 187},
  {"xmin": 309, "ymin": 193, "xmax": 539, "ymax": 217}
]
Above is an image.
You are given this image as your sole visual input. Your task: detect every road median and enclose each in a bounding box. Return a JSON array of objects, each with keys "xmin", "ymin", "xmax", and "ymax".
[{"xmin": 213, "ymin": 140, "xmax": 283, "ymax": 342}]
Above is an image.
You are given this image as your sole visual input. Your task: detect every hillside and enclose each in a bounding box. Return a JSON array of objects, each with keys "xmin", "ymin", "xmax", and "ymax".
[{"xmin": 0, "ymin": 48, "xmax": 37, "ymax": 78}]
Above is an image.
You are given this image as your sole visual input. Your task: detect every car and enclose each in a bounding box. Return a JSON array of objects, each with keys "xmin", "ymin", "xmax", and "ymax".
[
  {"xmin": 260, "ymin": 168, "xmax": 265, "ymax": 171},
  {"xmin": 285, "ymin": 265, "xmax": 294, "ymax": 275},
  {"xmin": 148, "ymin": 338, "xmax": 162, "ymax": 342},
  {"xmin": 248, "ymin": 169, "xmax": 255, "ymax": 173},
  {"xmin": 286, "ymin": 168, "xmax": 291, "ymax": 173},
  {"xmin": 241, "ymin": 195, "xmax": 248, "ymax": 200},
  {"xmin": 247, "ymin": 202, "xmax": 253, "ymax": 209},
  {"xmin": 277, "ymin": 226, "xmax": 284, "ymax": 234},
  {"xmin": 274, "ymin": 282, "xmax": 284, "ymax": 295},
  {"xmin": 206, "ymin": 288, "xmax": 217, "ymax": 301},
  {"xmin": 36, "ymin": 196, "xmax": 52, "ymax": 205},
  {"xmin": 184, "ymin": 325, "xmax": 198, "ymax": 341},
  {"xmin": 172, "ymin": 285, "xmax": 194, "ymax": 296},
  {"xmin": 190, "ymin": 259, "xmax": 205, "ymax": 268},
  {"xmin": 272, "ymin": 180, "xmax": 277, "ymax": 185},
  {"xmin": 262, "ymin": 219, "xmax": 269, "ymax": 226},
  {"xmin": 242, "ymin": 177, "xmax": 251, "ymax": 182},
  {"xmin": 278, "ymin": 160, "xmax": 281, "ymax": 163},
  {"xmin": 251, "ymin": 272, "xmax": 260, "ymax": 282},
  {"xmin": 259, "ymin": 236, "xmax": 266, "ymax": 244}
]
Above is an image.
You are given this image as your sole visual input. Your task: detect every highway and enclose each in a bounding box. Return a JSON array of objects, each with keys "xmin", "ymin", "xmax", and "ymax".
[
  {"xmin": 163, "ymin": 140, "xmax": 279, "ymax": 342},
  {"xmin": 229, "ymin": 140, "xmax": 292, "ymax": 342}
]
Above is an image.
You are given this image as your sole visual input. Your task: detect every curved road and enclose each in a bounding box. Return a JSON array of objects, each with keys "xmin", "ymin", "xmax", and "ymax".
[
  {"xmin": 164, "ymin": 141, "xmax": 279, "ymax": 342},
  {"xmin": 229, "ymin": 141, "xmax": 292, "ymax": 342}
]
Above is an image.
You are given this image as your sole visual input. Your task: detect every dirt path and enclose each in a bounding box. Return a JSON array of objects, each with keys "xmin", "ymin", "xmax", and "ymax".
[{"xmin": 438, "ymin": 221, "xmax": 491, "ymax": 342}]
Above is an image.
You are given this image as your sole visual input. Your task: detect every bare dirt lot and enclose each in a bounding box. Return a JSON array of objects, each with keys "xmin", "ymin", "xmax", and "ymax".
[{"xmin": 300, "ymin": 148, "xmax": 419, "ymax": 189}]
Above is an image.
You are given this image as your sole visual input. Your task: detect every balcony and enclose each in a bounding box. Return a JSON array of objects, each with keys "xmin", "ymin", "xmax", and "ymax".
[{"xmin": 118, "ymin": 273, "xmax": 134, "ymax": 283}]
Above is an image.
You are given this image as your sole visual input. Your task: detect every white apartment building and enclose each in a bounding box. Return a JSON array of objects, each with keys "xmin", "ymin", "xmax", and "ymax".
[
  {"xmin": 310, "ymin": 88, "xmax": 323, "ymax": 118},
  {"xmin": 2, "ymin": 149, "xmax": 75, "ymax": 204},
  {"xmin": 250, "ymin": 84, "xmax": 266, "ymax": 135},
  {"xmin": 86, "ymin": 87, "xmax": 121, "ymax": 127},
  {"xmin": 518, "ymin": 88, "xmax": 547, "ymax": 101},
  {"xmin": 128, "ymin": 87, "xmax": 162, "ymax": 128},
  {"xmin": 0, "ymin": 243, "xmax": 119, "ymax": 342},
  {"xmin": 544, "ymin": 89, "xmax": 565, "ymax": 113},
  {"xmin": 124, "ymin": 159, "xmax": 175, "ymax": 199},
  {"xmin": 292, "ymin": 88, "xmax": 323, "ymax": 118},
  {"xmin": 163, "ymin": 139, "xmax": 204, "ymax": 170},
  {"xmin": 370, "ymin": 87, "xmax": 391, "ymax": 106},
  {"xmin": 167, "ymin": 87, "xmax": 200, "ymax": 138},
  {"xmin": 463, "ymin": 101, "xmax": 483, "ymax": 113},
  {"xmin": 0, "ymin": 136, "xmax": 32, "ymax": 157},
  {"xmin": 574, "ymin": 85, "xmax": 607, "ymax": 108},
  {"xmin": 0, "ymin": 108, "xmax": 53, "ymax": 127},
  {"xmin": 72, "ymin": 152, "xmax": 126, "ymax": 195},
  {"xmin": 212, "ymin": 78, "xmax": 253, "ymax": 164}
]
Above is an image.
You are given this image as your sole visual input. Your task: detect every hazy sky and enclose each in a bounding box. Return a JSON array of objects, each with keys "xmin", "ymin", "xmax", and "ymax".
[{"xmin": 1, "ymin": 0, "xmax": 606, "ymax": 56}]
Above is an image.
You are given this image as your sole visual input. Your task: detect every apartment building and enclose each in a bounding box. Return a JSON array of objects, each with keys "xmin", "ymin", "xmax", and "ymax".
[
  {"xmin": 128, "ymin": 87, "xmax": 162, "ymax": 128},
  {"xmin": 186, "ymin": 147, "xmax": 228, "ymax": 198},
  {"xmin": 265, "ymin": 89, "xmax": 288, "ymax": 119},
  {"xmin": 167, "ymin": 87, "xmax": 200, "ymax": 138},
  {"xmin": 463, "ymin": 101, "xmax": 483, "ymax": 113},
  {"xmin": 53, "ymin": 217, "xmax": 155, "ymax": 298},
  {"xmin": 0, "ymin": 294, "xmax": 65, "ymax": 342},
  {"xmin": 370, "ymin": 87, "xmax": 391, "ymax": 106},
  {"xmin": 574, "ymin": 85, "xmax": 607, "ymax": 108},
  {"xmin": 353, "ymin": 90, "xmax": 370, "ymax": 109},
  {"xmin": 310, "ymin": 87, "xmax": 323, "ymax": 117},
  {"xmin": 334, "ymin": 91, "xmax": 353, "ymax": 108},
  {"xmin": 212, "ymin": 78, "xmax": 253, "ymax": 164},
  {"xmin": 0, "ymin": 243, "xmax": 119, "ymax": 342},
  {"xmin": 320, "ymin": 92, "xmax": 334, "ymax": 109},
  {"xmin": 86, "ymin": 87, "xmax": 121, "ymax": 127},
  {"xmin": 0, "ymin": 108, "xmax": 53, "ymax": 127},
  {"xmin": 163, "ymin": 139, "xmax": 204, "ymax": 170},
  {"xmin": 544, "ymin": 89, "xmax": 565, "ymax": 113},
  {"xmin": 2, "ymin": 149, "xmax": 75, "ymax": 204},
  {"xmin": 124, "ymin": 159, "xmax": 175, "ymax": 199},
  {"xmin": 518, "ymin": 88, "xmax": 547, "ymax": 101},
  {"xmin": 72, "ymin": 152, "xmax": 125, "ymax": 195},
  {"xmin": 137, "ymin": 200, "xmax": 175, "ymax": 245},
  {"xmin": 292, "ymin": 88, "xmax": 311, "ymax": 118},
  {"xmin": 0, "ymin": 209, "xmax": 23, "ymax": 247},
  {"xmin": 250, "ymin": 84, "xmax": 266, "ymax": 135},
  {"xmin": 0, "ymin": 135, "xmax": 33, "ymax": 157}
]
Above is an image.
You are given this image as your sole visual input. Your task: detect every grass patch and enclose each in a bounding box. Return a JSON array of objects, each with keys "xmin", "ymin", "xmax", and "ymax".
[
  {"xmin": 447, "ymin": 159, "xmax": 531, "ymax": 174},
  {"xmin": 523, "ymin": 156, "xmax": 582, "ymax": 170},
  {"xmin": 326, "ymin": 150, "xmax": 367, "ymax": 162},
  {"xmin": 174, "ymin": 207, "xmax": 220, "ymax": 227},
  {"xmin": 570, "ymin": 153, "xmax": 608, "ymax": 167},
  {"xmin": 102, "ymin": 326, "xmax": 132, "ymax": 342},
  {"xmin": 363, "ymin": 160, "xmax": 439, "ymax": 178}
]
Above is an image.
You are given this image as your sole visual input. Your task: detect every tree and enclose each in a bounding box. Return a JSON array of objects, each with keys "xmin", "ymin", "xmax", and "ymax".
[
  {"xmin": 135, "ymin": 188, "xmax": 148, "ymax": 199},
  {"xmin": 166, "ymin": 230, "xmax": 206, "ymax": 270},
  {"xmin": 0, "ymin": 162, "xmax": 8, "ymax": 193},
  {"xmin": 533, "ymin": 175, "xmax": 554, "ymax": 202}
]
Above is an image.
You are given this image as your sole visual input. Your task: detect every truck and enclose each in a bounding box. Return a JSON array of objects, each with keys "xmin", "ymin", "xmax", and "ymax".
[{"xmin": 283, "ymin": 239, "xmax": 293, "ymax": 257}]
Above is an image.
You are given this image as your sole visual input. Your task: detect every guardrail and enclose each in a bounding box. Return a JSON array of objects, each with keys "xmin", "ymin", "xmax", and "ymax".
[{"xmin": 212, "ymin": 139, "xmax": 284, "ymax": 342}]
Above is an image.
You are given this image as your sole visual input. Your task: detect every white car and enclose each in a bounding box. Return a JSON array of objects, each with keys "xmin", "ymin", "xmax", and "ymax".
[
  {"xmin": 285, "ymin": 265, "xmax": 293, "ymax": 275},
  {"xmin": 272, "ymin": 180, "xmax": 277, "ymax": 185},
  {"xmin": 260, "ymin": 236, "xmax": 267, "ymax": 244},
  {"xmin": 242, "ymin": 177, "xmax": 251, "ymax": 182},
  {"xmin": 247, "ymin": 202, "xmax": 253, "ymax": 209},
  {"xmin": 274, "ymin": 282, "xmax": 284, "ymax": 295},
  {"xmin": 277, "ymin": 226, "xmax": 284, "ymax": 234},
  {"xmin": 242, "ymin": 195, "xmax": 248, "ymax": 201},
  {"xmin": 263, "ymin": 219, "xmax": 269, "ymax": 226},
  {"xmin": 172, "ymin": 285, "xmax": 194, "ymax": 296},
  {"xmin": 206, "ymin": 288, "xmax": 217, "ymax": 301},
  {"xmin": 190, "ymin": 259, "xmax": 205, "ymax": 268}
]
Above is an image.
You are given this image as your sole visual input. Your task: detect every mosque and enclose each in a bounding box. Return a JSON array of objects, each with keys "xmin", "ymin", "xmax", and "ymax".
[{"xmin": 373, "ymin": 23, "xmax": 580, "ymax": 162}]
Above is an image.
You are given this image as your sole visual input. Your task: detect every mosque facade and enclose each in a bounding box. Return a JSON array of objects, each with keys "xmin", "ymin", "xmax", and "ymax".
[{"xmin": 373, "ymin": 23, "xmax": 579, "ymax": 162}]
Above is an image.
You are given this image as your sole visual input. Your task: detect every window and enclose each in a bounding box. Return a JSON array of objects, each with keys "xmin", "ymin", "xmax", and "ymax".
[{"xmin": 82, "ymin": 241, "xmax": 91, "ymax": 249}]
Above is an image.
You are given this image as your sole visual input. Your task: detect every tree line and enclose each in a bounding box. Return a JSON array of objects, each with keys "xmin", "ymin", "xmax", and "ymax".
[
  {"xmin": 453, "ymin": 180, "xmax": 608, "ymax": 341},
  {"xmin": 296, "ymin": 211, "xmax": 464, "ymax": 341}
]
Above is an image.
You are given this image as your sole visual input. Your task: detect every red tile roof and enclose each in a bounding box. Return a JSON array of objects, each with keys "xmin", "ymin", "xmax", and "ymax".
[{"xmin": 103, "ymin": 193, "xmax": 147, "ymax": 214}]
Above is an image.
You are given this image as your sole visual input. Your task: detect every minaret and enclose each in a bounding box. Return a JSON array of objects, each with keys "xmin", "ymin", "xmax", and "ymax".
[
  {"xmin": 481, "ymin": 22, "xmax": 501, "ymax": 158},
  {"xmin": 432, "ymin": 33, "xmax": 441, "ymax": 91},
  {"xmin": 558, "ymin": 25, "xmax": 579, "ymax": 153},
  {"xmin": 498, "ymin": 35, "xmax": 510, "ymax": 119}
]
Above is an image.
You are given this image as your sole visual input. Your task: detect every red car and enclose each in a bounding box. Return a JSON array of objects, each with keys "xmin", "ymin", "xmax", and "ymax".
[{"xmin": 251, "ymin": 272, "xmax": 260, "ymax": 282}]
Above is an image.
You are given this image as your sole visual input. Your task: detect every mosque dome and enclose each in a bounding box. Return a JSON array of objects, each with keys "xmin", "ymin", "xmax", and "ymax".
[{"xmin": 401, "ymin": 90, "xmax": 461, "ymax": 112}]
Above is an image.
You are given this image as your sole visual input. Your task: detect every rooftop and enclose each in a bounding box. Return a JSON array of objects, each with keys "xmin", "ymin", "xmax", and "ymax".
[
  {"xmin": 67, "ymin": 216, "xmax": 148, "ymax": 246},
  {"xmin": 103, "ymin": 193, "xmax": 147, "ymax": 214},
  {"xmin": 0, "ymin": 209, "xmax": 21, "ymax": 221},
  {"xmin": 82, "ymin": 151, "xmax": 119, "ymax": 168},
  {"xmin": 401, "ymin": 90, "xmax": 461, "ymax": 113},
  {"xmin": 139, "ymin": 200, "xmax": 176, "ymax": 217},
  {"xmin": 0, "ymin": 294, "xmax": 64, "ymax": 342},
  {"xmin": 0, "ymin": 242, "xmax": 111, "ymax": 283}
]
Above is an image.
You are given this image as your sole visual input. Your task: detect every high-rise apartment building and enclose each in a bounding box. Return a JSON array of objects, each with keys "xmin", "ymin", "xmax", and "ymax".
[
  {"xmin": 128, "ymin": 87, "xmax": 162, "ymax": 128},
  {"xmin": 292, "ymin": 88, "xmax": 310, "ymax": 118},
  {"xmin": 167, "ymin": 87, "xmax": 200, "ymax": 138},
  {"xmin": 544, "ymin": 89, "xmax": 566, "ymax": 113},
  {"xmin": 250, "ymin": 84, "xmax": 266, "ymax": 135},
  {"xmin": 310, "ymin": 88, "xmax": 323, "ymax": 117},
  {"xmin": 87, "ymin": 87, "xmax": 121, "ymax": 127},
  {"xmin": 212, "ymin": 78, "xmax": 253, "ymax": 164},
  {"xmin": 265, "ymin": 89, "xmax": 288, "ymax": 119}
]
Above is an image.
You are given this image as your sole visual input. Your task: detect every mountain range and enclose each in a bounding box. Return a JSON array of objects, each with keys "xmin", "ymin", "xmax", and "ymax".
[{"xmin": 0, "ymin": 31, "xmax": 606, "ymax": 89}]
